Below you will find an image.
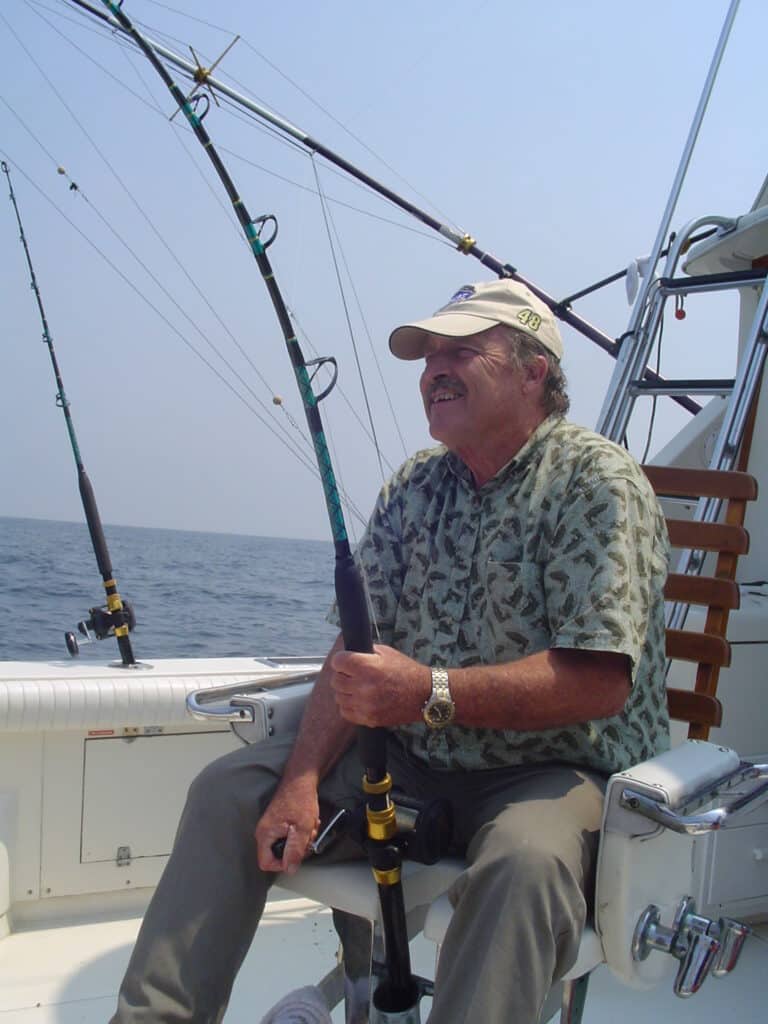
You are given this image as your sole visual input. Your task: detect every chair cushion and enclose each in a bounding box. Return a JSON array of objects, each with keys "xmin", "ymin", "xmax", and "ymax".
[{"xmin": 282, "ymin": 857, "xmax": 465, "ymax": 922}]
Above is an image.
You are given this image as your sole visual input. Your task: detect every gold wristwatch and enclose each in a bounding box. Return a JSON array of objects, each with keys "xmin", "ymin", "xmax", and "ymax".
[{"xmin": 422, "ymin": 667, "xmax": 456, "ymax": 729}]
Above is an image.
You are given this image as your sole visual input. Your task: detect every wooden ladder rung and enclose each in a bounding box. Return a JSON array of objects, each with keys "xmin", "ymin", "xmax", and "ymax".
[
  {"xmin": 666, "ymin": 629, "xmax": 731, "ymax": 667},
  {"xmin": 666, "ymin": 519, "xmax": 750, "ymax": 555},
  {"xmin": 663, "ymin": 574, "xmax": 740, "ymax": 609},
  {"xmin": 667, "ymin": 688, "xmax": 723, "ymax": 729},
  {"xmin": 643, "ymin": 465, "xmax": 759, "ymax": 501}
]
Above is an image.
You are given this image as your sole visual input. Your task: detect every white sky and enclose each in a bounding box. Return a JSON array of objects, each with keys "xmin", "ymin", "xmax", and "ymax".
[{"xmin": 1, "ymin": 0, "xmax": 765, "ymax": 541}]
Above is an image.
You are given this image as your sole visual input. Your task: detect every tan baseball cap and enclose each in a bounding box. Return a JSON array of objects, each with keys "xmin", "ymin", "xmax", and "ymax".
[{"xmin": 389, "ymin": 279, "xmax": 563, "ymax": 361}]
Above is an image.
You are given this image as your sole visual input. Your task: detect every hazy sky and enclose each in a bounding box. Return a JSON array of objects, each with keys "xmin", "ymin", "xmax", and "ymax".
[{"xmin": 1, "ymin": 0, "xmax": 765, "ymax": 542}]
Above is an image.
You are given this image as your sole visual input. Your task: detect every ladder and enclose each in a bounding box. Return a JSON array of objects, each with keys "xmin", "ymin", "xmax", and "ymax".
[
  {"xmin": 588, "ymin": 0, "xmax": 767, "ymax": 631},
  {"xmin": 596, "ymin": 207, "xmax": 768, "ymax": 630},
  {"xmin": 596, "ymin": 212, "xmax": 768, "ymax": 469}
]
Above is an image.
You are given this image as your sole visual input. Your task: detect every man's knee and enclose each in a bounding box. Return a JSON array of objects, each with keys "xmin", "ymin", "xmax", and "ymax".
[{"xmin": 475, "ymin": 834, "xmax": 576, "ymax": 888}]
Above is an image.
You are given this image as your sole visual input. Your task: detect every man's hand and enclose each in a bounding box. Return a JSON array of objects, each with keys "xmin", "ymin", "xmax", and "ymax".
[
  {"xmin": 255, "ymin": 776, "xmax": 321, "ymax": 876},
  {"xmin": 330, "ymin": 644, "xmax": 431, "ymax": 727}
]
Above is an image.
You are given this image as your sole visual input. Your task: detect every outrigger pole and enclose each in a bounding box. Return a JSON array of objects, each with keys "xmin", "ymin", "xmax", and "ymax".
[
  {"xmin": 66, "ymin": 0, "xmax": 700, "ymax": 416},
  {"xmin": 2, "ymin": 160, "xmax": 136, "ymax": 666},
  {"xmin": 95, "ymin": 1, "xmax": 418, "ymax": 1015}
]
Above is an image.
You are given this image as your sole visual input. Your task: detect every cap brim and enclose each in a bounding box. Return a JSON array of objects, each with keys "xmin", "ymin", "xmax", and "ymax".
[{"xmin": 389, "ymin": 312, "xmax": 500, "ymax": 360}]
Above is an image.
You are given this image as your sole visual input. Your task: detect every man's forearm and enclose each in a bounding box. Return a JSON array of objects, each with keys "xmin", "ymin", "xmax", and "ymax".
[
  {"xmin": 281, "ymin": 635, "xmax": 356, "ymax": 786},
  {"xmin": 450, "ymin": 648, "xmax": 631, "ymax": 731}
]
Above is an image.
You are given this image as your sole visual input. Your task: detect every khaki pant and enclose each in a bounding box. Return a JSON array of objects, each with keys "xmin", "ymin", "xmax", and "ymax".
[{"xmin": 111, "ymin": 735, "xmax": 605, "ymax": 1024}]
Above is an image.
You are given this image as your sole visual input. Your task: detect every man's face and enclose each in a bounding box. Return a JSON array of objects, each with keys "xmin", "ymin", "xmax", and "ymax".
[{"xmin": 418, "ymin": 326, "xmax": 530, "ymax": 456}]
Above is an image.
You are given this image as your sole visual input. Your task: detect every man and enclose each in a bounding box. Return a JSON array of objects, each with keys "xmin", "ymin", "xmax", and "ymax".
[{"xmin": 112, "ymin": 279, "xmax": 670, "ymax": 1023}]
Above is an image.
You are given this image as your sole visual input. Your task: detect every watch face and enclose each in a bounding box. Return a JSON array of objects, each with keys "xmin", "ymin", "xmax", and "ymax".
[{"xmin": 425, "ymin": 699, "xmax": 455, "ymax": 727}]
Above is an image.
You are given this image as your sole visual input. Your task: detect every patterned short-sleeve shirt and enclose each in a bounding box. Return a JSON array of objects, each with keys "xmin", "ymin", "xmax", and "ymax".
[{"xmin": 353, "ymin": 415, "xmax": 671, "ymax": 775}]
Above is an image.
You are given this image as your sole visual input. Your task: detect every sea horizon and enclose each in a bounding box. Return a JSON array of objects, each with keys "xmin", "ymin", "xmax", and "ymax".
[
  {"xmin": 0, "ymin": 513, "xmax": 333, "ymax": 547},
  {"xmin": 0, "ymin": 516, "xmax": 338, "ymax": 663}
]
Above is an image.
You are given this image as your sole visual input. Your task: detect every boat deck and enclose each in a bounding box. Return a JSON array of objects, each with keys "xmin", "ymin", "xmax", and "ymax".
[
  {"xmin": 0, "ymin": 889, "xmax": 342, "ymax": 1023},
  {"xmin": 0, "ymin": 890, "xmax": 765, "ymax": 1022}
]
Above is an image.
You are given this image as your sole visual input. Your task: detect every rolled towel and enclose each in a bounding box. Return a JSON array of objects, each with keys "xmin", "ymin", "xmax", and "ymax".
[{"xmin": 258, "ymin": 985, "xmax": 332, "ymax": 1024}]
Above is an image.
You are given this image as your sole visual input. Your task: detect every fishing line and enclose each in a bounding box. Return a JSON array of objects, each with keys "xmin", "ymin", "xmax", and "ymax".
[
  {"xmin": 318, "ymin": 175, "xmax": 410, "ymax": 463},
  {"xmin": 311, "ymin": 157, "xmax": 388, "ymax": 484}
]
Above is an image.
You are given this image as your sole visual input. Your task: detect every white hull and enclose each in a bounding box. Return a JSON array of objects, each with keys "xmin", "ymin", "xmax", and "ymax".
[{"xmin": 0, "ymin": 654, "xmax": 766, "ymax": 1022}]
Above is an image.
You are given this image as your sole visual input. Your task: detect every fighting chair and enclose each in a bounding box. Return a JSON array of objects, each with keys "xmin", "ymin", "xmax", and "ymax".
[{"xmin": 191, "ymin": 464, "xmax": 764, "ymax": 1023}]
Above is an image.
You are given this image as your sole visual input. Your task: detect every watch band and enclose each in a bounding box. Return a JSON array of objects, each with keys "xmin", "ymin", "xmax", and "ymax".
[
  {"xmin": 430, "ymin": 666, "xmax": 450, "ymax": 699},
  {"xmin": 422, "ymin": 666, "xmax": 455, "ymax": 728}
]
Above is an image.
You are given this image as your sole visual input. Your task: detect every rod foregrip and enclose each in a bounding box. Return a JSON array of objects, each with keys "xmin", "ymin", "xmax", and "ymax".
[
  {"xmin": 333, "ymin": 544, "xmax": 388, "ymax": 781},
  {"xmin": 334, "ymin": 543, "xmax": 372, "ymax": 655},
  {"xmin": 78, "ymin": 468, "xmax": 112, "ymax": 579}
]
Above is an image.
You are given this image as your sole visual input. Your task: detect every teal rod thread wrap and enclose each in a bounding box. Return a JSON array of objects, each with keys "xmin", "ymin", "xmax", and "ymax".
[
  {"xmin": 313, "ymin": 430, "xmax": 348, "ymax": 543},
  {"xmin": 244, "ymin": 222, "xmax": 266, "ymax": 257}
]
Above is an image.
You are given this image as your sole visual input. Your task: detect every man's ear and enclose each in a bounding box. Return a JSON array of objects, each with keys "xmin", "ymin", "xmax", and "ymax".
[{"xmin": 521, "ymin": 354, "xmax": 549, "ymax": 393}]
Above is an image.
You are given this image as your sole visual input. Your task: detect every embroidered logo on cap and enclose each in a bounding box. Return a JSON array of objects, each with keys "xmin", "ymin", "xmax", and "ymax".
[{"xmin": 447, "ymin": 286, "xmax": 475, "ymax": 304}]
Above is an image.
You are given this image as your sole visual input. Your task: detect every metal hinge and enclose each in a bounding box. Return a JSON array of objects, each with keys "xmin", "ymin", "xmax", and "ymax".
[{"xmin": 116, "ymin": 845, "xmax": 132, "ymax": 867}]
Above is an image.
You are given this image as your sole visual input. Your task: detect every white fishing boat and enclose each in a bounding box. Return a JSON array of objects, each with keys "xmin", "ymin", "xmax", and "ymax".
[{"xmin": 1, "ymin": 1, "xmax": 766, "ymax": 1021}]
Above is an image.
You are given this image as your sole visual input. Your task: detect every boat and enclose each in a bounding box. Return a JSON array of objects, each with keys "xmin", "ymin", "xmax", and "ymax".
[{"xmin": 1, "ymin": 1, "xmax": 766, "ymax": 1021}]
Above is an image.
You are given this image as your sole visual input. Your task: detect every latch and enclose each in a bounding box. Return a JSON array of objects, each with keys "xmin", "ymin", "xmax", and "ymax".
[{"xmin": 116, "ymin": 845, "xmax": 132, "ymax": 867}]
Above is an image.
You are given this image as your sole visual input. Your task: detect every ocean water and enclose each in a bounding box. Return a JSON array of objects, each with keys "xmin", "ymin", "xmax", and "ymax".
[{"xmin": 0, "ymin": 516, "xmax": 338, "ymax": 662}]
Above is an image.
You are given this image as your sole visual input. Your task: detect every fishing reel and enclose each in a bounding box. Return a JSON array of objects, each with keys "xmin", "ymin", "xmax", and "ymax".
[
  {"xmin": 321, "ymin": 791, "xmax": 453, "ymax": 865},
  {"xmin": 65, "ymin": 601, "xmax": 136, "ymax": 657},
  {"xmin": 273, "ymin": 791, "xmax": 453, "ymax": 866}
]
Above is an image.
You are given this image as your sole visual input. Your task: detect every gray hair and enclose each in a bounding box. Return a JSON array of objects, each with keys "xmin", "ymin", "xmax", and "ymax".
[{"xmin": 502, "ymin": 327, "xmax": 570, "ymax": 416}]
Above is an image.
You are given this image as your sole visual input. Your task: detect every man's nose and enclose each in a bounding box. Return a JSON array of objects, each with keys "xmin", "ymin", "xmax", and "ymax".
[{"xmin": 422, "ymin": 350, "xmax": 453, "ymax": 381}]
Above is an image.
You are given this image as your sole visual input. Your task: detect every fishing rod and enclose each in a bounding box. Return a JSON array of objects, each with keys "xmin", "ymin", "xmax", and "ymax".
[
  {"xmin": 95, "ymin": 1, "xmax": 420, "ymax": 1015},
  {"xmin": 2, "ymin": 160, "xmax": 137, "ymax": 666},
  {"xmin": 64, "ymin": 0, "xmax": 699, "ymax": 417}
]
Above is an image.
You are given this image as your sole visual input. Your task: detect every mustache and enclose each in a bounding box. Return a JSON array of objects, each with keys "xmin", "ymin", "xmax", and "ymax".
[{"xmin": 425, "ymin": 375, "xmax": 466, "ymax": 402}]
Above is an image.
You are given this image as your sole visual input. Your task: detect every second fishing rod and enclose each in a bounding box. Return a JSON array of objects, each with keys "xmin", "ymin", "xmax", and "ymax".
[
  {"xmin": 2, "ymin": 159, "xmax": 136, "ymax": 667},
  {"xmin": 97, "ymin": 0, "xmax": 423, "ymax": 1015}
]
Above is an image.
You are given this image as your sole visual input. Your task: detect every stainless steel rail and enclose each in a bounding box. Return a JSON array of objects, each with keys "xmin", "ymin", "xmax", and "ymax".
[
  {"xmin": 620, "ymin": 762, "xmax": 768, "ymax": 835},
  {"xmin": 186, "ymin": 668, "xmax": 320, "ymax": 722}
]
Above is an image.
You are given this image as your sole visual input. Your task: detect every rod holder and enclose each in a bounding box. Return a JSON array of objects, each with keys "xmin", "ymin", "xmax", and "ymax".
[{"xmin": 632, "ymin": 896, "xmax": 749, "ymax": 998}]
